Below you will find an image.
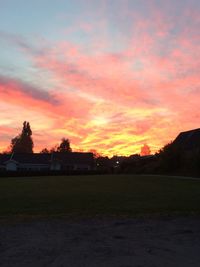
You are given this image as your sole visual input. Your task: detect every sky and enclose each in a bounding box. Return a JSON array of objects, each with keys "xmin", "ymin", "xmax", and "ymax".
[{"xmin": 0, "ymin": 0, "xmax": 199, "ymax": 156}]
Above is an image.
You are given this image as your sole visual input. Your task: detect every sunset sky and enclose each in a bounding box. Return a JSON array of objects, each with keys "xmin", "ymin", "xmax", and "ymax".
[{"xmin": 0, "ymin": 0, "xmax": 199, "ymax": 156}]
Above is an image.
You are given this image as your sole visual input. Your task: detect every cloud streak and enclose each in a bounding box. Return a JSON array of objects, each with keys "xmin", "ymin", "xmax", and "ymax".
[{"xmin": 0, "ymin": 74, "xmax": 60, "ymax": 105}]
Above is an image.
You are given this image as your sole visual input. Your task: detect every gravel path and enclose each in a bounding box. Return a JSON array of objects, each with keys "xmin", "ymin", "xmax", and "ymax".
[{"xmin": 0, "ymin": 216, "xmax": 200, "ymax": 267}]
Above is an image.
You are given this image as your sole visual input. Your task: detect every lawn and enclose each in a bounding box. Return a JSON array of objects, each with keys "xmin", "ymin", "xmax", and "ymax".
[{"xmin": 0, "ymin": 174, "xmax": 200, "ymax": 218}]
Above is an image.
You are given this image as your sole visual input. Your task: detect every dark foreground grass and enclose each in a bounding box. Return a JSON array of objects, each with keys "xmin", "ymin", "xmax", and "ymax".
[{"xmin": 0, "ymin": 174, "xmax": 200, "ymax": 218}]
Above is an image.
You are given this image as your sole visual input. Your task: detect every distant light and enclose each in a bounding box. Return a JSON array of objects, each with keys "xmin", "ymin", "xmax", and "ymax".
[{"xmin": 116, "ymin": 161, "xmax": 119, "ymax": 164}]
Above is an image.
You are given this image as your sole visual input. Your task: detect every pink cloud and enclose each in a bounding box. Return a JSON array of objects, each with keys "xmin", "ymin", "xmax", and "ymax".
[{"xmin": 0, "ymin": 5, "xmax": 200, "ymax": 156}]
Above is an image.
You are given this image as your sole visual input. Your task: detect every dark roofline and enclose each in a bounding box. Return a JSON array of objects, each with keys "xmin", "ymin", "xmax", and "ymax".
[
  {"xmin": 0, "ymin": 152, "xmax": 94, "ymax": 165},
  {"xmin": 178, "ymin": 128, "xmax": 200, "ymax": 135},
  {"xmin": 173, "ymin": 128, "xmax": 200, "ymax": 150},
  {"xmin": 174, "ymin": 128, "xmax": 200, "ymax": 140}
]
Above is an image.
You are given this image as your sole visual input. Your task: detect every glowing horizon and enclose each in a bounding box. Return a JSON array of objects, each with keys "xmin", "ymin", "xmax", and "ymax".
[{"xmin": 0, "ymin": 0, "xmax": 199, "ymax": 157}]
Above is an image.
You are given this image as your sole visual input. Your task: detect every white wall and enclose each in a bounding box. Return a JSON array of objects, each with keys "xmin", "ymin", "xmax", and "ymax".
[
  {"xmin": 6, "ymin": 162, "xmax": 17, "ymax": 171},
  {"xmin": 20, "ymin": 164, "xmax": 49, "ymax": 171}
]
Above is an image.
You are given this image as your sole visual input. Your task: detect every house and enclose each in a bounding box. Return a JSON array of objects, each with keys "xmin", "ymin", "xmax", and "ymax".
[
  {"xmin": 2, "ymin": 153, "xmax": 50, "ymax": 171},
  {"xmin": 171, "ymin": 128, "xmax": 200, "ymax": 171},
  {"xmin": 50, "ymin": 152, "xmax": 94, "ymax": 171},
  {"xmin": 173, "ymin": 128, "xmax": 200, "ymax": 154},
  {"xmin": 0, "ymin": 152, "xmax": 94, "ymax": 172}
]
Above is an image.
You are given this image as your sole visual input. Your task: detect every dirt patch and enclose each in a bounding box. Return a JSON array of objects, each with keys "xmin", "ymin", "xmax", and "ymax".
[{"xmin": 0, "ymin": 216, "xmax": 200, "ymax": 266}]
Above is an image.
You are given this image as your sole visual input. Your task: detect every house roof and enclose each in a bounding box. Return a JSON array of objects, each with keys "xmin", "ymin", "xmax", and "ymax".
[
  {"xmin": 0, "ymin": 153, "xmax": 50, "ymax": 165},
  {"xmin": 51, "ymin": 152, "xmax": 94, "ymax": 165},
  {"xmin": 173, "ymin": 128, "xmax": 200, "ymax": 150},
  {"xmin": 0, "ymin": 152, "xmax": 94, "ymax": 165}
]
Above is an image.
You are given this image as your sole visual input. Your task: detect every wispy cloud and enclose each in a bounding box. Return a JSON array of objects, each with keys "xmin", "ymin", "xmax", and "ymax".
[
  {"xmin": 0, "ymin": 74, "xmax": 60, "ymax": 105},
  {"xmin": 0, "ymin": 31, "xmax": 43, "ymax": 56}
]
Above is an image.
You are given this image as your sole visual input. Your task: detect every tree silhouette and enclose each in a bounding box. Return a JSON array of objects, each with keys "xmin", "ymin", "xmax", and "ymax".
[
  {"xmin": 57, "ymin": 138, "xmax": 72, "ymax": 153},
  {"xmin": 40, "ymin": 148, "xmax": 50, "ymax": 154},
  {"xmin": 158, "ymin": 142, "xmax": 181, "ymax": 172},
  {"xmin": 10, "ymin": 121, "xmax": 34, "ymax": 153}
]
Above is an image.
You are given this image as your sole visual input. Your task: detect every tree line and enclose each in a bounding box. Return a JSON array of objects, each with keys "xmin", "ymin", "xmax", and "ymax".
[
  {"xmin": 6, "ymin": 121, "xmax": 151, "ymax": 156},
  {"xmin": 8, "ymin": 121, "xmax": 72, "ymax": 154},
  {"xmin": 1, "ymin": 121, "xmax": 200, "ymax": 176}
]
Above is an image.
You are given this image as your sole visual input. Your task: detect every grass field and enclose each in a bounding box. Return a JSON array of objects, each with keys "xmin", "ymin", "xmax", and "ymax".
[{"xmin": 0, "ymin": 174, "xmax": 200, "ymax": 218}]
